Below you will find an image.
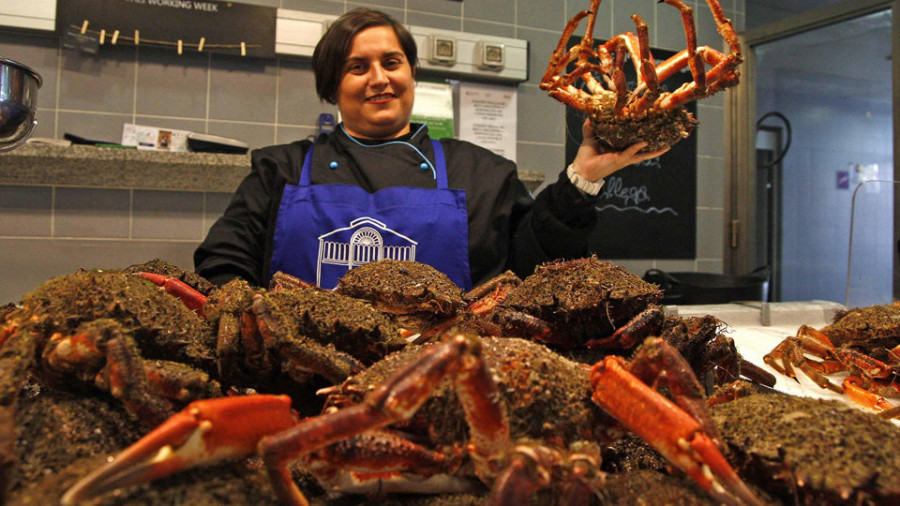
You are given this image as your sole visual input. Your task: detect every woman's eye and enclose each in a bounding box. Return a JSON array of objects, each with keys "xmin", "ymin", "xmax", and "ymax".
[
  {"xmin": 383, "ymin": 59, "xmax": 401, "ymax": 69},
  {"xmin": 347, "ymin": 63, "xmax": 366, "ymax": 74}
]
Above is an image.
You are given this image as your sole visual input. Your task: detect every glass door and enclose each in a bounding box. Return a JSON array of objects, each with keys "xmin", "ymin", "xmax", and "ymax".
[{"xmin": 731, "ymin": 0, "xmax": 896, "ymax": 305}]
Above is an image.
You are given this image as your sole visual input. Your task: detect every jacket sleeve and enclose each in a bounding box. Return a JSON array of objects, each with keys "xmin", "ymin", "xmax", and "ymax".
[
  {"xmin": 508, "ymin": 169, "xmax": 599, "ymax": 278},
  {"xmin": 194, "ymin": 143, "xmax": 306, "ymax": 287}
]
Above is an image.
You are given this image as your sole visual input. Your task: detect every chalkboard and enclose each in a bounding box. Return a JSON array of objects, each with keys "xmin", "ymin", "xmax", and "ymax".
[{"xmin": 563, "ymin": 44, "xmax": 697, "ymax": 259}]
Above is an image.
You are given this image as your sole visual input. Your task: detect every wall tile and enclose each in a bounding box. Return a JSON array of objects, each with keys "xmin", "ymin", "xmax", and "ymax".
[
  {"xmin": 656, "ymin": 0, "xmax": 690, "ymax": 52},
  {"xmin": 517, "ymin": 0, "xmax": 566, "ymax": 31},
  {"xmin": 697, "ymin": 103, "xmax": 725, "ymax": 158},
  {"xmin": 132, "ymin": 190, "xmax": 204, "ymax": 239},
  {"xmin": 516, "ymin": 142, "xmax": 563, "ymax": 194},
  {"xmin": 408, "ymin": 0, "xmax": 463, "ymax": 17},
  {"xmin": 518, "ymin": 26, "xmax": 559, "ymax": 86},
  {"xmin": 136, "ymin": 48, "xmax": 210, "ymax": 118},
  {"xmin": 281, "ymin": 0, "xmax": 345, "ymax": 15},
  {"xmin": 462, "ymin": 20, "xmax": 515, "ymax": 39},
  {"xmin": 407, "ymin": 11, "xmax": 462, "ymax": 31},
  {"xmin": 56, "ymin": 111, "xmax": 133, "ymax": 144},
  {"xmin": 347, "ymin": 3, "xmax": 404, "ymax": 19},
  {"xmin": 568, "ymin": 0, "xmax": 616, "ymax": 40},
  {"xmin": 517, "ymin": 84, "xmax": 566, "ymax": 144},
  {"xmin": 207, "ymin": 121, "xmax": 277, "ymax": 151},
  {"xmin": 203, "ymin": 192, "xmax": 235, "ymax": 233},
  {"xmin": 0, "ymin": 185, "xmax": 52, "ymax": 237},
  {"xmin": 612, "ymin": 0, "xmax": 657, "ymax": 46},
  {"xmin": 275, "ymin": 125, "xmax": 317, "ymax": 145},
  {"xmin": 0, "ymin": 238, "xmax": 198, "ymax": 304},
  {"xmin": 208, "ymin": 54, "xmax": 277, "ymax": 124},
  {"xmin": 276, "ymin": 59, "xmax": 337, "ymax": 127},
  {"xmin": 696, "ymin": 207, "xmax": 724, "ymax": 259},
  {"xmin": 696, "ymin": 156, "xmax": 725, "ymax": 208},
  {"xmin": 59, "ymin": 44, "xmax": 137, "ymax": 114},
  {"xmin": 463, "ymin": 0, "xmax": 516, "ymax": 25},
  {"xmin": 54, "ymin": 187, "xmax": 130, "ymax": 238}
]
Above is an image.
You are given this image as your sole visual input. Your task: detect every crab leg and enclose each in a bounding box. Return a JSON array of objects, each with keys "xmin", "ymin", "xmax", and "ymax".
[
  {"xmin": 591, "ymin": 338, "xmax": 764, "ymax": 506},
  {"xmin": 843, "ymin": 376, "xmax": 899, "ymax": 414},
  {"xmin": 61, "ymin": 394, "xmax": 297, "ymax": 506},
  {"xmin": 661, "ymin": 0, "xmax": 706, "ymax": 93},
  {"xmin": 135, "ymin": 272, "xmax": 208, "ymax": 318},
  {"xmin": 259, "ymin": 334, "xmax": 511, "ymax": 505}
]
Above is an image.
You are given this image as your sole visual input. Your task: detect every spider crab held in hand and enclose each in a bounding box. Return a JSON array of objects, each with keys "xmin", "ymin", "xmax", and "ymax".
[
  {"xmin": 763, "ymin": 303, "xmax": 900, "ymax": 418},
  {"xmin": 541, "ymin": 0, "xmax": 742, "ymax": 151},
  {"xmin": 62, "ymin": 334, "xmax": 764, "ymax": 506}
]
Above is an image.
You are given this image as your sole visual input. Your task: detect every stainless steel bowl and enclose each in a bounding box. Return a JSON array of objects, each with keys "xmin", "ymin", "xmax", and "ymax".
[{"xmin": 0, "ymin": 56, "xmax": 42, "ymax": 152}]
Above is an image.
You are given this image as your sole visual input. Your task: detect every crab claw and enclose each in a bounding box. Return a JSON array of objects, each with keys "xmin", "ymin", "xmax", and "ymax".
[
  {"xmin": 135, "ymin": 272, "xmax": 209, "ymax": 318},
  {"xmin": 61, "ymin": 394, "xmax": 297, "ymax": 505},
  {"xmin": 591, "ymin": 355, "xmax": 764, "ymax": 506}
]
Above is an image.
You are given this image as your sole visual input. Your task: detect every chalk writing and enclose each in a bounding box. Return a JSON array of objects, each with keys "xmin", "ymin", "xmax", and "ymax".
[{"xmin": 599, "ymin": 176, "xmax": 650, "ymax": 206}]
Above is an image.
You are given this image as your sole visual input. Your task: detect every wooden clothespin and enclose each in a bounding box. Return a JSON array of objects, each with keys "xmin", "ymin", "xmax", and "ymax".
[
  {"xmin": 134, "ymin": 30, "xmax": 140, "ymax": 45},
  {"xmin": 198, "ymin": 37, "xmax": 205, "ymax": 52},
  {"xmin": 112, "ymin": 30, "xmax": 120, "ymax": 44},
  {"xmin": 80, "ymin": 20, "xmax": 89, "ymax": 34},
  {"xmin": 99, "ymin": 29, "xmax": 106, "ymax": 44},
  {"xmin": 240, "ymin": 42, "xmax": 246, "ymax": 56},
  {"xmin": 177, "ymin": 39, "xmax": 183, "ymax": 55}
]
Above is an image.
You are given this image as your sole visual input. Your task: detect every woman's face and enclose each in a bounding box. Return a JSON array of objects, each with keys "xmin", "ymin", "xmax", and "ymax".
[{"xmin": 337, "ymin": 25, "xmax": 415, "ymax": 139}]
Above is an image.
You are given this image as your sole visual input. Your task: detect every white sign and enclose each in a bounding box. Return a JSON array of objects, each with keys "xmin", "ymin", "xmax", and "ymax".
[{"xmin": 458, "ymin": 82, "xmax": 516, "ymax": 161}]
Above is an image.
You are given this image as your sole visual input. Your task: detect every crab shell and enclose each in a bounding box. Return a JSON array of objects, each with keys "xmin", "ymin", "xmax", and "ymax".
[
  {"xmin": 500, "ymin": 257, "xmax": 663, "ymax": 344},
  {"xmin": 585, "ymin": 93, "xmax": 697, "ymax": 152},
  {"xmin": 323, "ymin": 337, "xmax": 616, "ymax": 448}
]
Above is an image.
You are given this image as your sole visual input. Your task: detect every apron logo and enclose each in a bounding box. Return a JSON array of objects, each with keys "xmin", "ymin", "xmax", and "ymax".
[{"xmin": 316, "ymin": 217, "xmax": 417, "ymax": 286}]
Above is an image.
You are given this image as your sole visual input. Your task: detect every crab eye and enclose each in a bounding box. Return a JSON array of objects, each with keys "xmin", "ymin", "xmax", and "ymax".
[{"xmin": 399, "ymin": 269, "xmax": 409, "ymax": 275}]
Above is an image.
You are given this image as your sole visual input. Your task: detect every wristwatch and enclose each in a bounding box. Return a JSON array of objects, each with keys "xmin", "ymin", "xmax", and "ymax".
[{"xmin": 567, "ymin": 163, "xmax": 604, "ymax": 196}]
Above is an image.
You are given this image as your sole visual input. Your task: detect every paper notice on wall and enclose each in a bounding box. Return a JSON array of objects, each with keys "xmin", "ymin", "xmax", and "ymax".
[
  {"xmin": 458, "ymin": 81, "xmax": 516, "ymax": 161},
  {"xmin": 411, "ymin": 81, "xmax": 454, "ymax": 139}
]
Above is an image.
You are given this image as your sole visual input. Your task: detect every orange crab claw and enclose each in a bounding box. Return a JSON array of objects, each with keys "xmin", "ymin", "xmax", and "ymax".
[
  {"xmin": 591, "ymin": 355, "xmax": 764, "ymax": 506},
  {"xmin": 135, "ymin": 272, "xmax": 209, "ymax": 318},
  {"xmin": 61, "ymin": 394, "xmax": 297, "ymax": 506}
]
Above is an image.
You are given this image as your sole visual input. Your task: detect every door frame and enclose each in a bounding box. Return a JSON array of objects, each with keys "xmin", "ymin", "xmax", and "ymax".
[{"xmin": 725, "ymin": 0, "xmax": 898, "ymax": 294}]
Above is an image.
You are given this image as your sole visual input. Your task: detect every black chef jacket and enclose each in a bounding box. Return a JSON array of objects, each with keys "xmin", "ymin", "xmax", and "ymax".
[{"xmin": 194, "ymin": 124, "xmax": 599, "ymax": 288}]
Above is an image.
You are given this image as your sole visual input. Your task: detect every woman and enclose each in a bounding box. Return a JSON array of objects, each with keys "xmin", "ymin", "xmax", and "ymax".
[{"xmin": 194, "ymin": 8, "xmax": 667, "ymax": 290}]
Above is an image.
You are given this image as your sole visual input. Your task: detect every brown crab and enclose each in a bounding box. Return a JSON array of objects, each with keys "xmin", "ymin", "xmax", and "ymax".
[
  {"xmin": 62, "ymin": 333, "xmax": 764, "ymax": 506},
  {"xmin": 0, "ymin": 269, "xmax": 223, "ymax": 500},
  {"xmin": 763, "ymin": 304, "xmax": 900, "ymax": 418},
  {"xmin": 541, "ymin": 0, "xmax": 742, "ymax": 151},
  {"xmin": 490, "ymin": 256, "xmax": 664, "ymax": 349},
  {"xmin": 336, "ymin": 259, "xmax": 519, "ymax": 343},
  {"xmin": 711, "ymin": 387, "xmax": 900, "ymax": 504},
  {"xmin": 205, "ymin": 276, "xmax": 409, "ymax": 390}
]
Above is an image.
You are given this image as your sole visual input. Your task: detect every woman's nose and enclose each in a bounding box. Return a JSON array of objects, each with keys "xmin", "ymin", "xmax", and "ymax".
[{"xmin": 369, "ymin": 64, "xmax": 389, "ymax": 85}]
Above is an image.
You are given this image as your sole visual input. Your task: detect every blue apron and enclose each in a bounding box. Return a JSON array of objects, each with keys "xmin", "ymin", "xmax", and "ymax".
[{"xmin": 270, "ymin": 139, "xmax": 472, "ymax": 290}]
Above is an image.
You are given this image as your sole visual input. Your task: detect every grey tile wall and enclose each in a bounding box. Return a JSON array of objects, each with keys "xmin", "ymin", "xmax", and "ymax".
[{"xmin": 0, "ymin": 0, "xmax": 745, "ymax": 302}]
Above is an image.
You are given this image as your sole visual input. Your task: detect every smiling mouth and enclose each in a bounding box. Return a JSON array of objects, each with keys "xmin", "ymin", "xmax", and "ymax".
[{"xmin": 366, "ymin": 93, "xmax": 395, "ymax": 103}]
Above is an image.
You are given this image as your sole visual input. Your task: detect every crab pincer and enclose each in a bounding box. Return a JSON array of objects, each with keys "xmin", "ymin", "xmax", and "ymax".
[
  {"xmin": 60, "ymin": 394, "xmax": 297, "ymax": 506},
  {"xmin": 591, "ymin": 339, "xmax": 764, "ymax": 506}
]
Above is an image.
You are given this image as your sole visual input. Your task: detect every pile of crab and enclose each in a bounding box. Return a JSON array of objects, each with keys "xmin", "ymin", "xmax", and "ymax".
[{"xmin": 5, "ymin": 253, "xmax": 900, "ymax": 505}]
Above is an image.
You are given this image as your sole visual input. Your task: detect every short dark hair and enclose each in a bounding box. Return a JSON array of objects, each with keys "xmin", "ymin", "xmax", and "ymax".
[{"xmin": 312, "ymin": 8, "xmax": 418, "ymax": 104}]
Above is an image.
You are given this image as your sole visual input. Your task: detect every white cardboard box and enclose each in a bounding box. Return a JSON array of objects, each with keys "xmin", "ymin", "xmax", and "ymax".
[{"xmin": 122, "ymin": 123, "xmax": 190, "ymax": 152}]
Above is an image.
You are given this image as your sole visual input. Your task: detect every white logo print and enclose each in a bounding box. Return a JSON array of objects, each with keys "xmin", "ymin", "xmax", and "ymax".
[{"xmin": 316, "ymin": 217, "xmax": 417, "ymax": 286}]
